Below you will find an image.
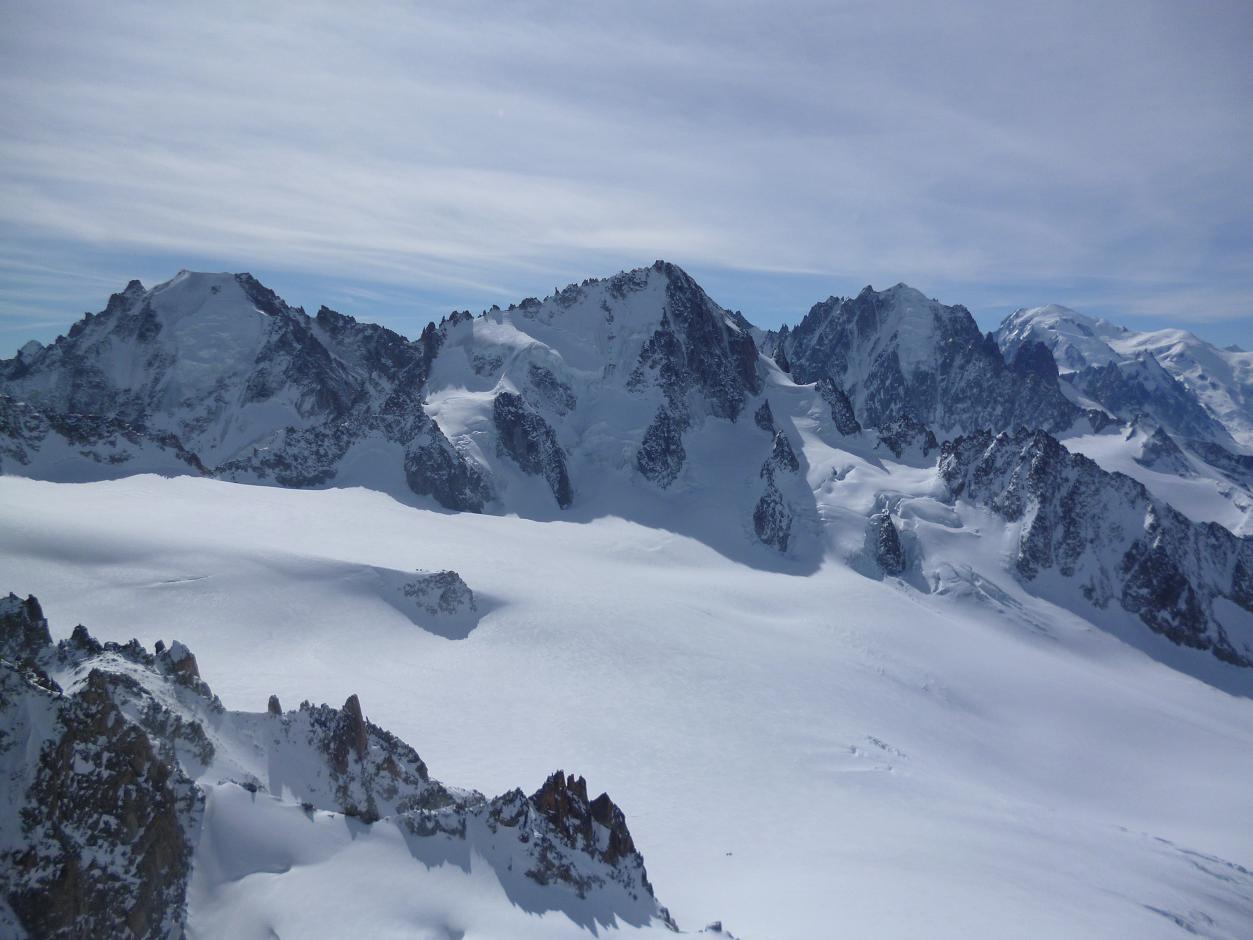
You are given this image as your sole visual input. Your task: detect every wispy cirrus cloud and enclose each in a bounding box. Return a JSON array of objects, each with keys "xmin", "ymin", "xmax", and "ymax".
[{"xmin": 1, "ymin": 0, "xmax": 1250, "ymax": 345}]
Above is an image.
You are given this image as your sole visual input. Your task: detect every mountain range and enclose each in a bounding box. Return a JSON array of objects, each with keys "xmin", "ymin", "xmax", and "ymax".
[{"xmin": 2, "ymin": 261, "xmax": 1252, "ymax": 938}]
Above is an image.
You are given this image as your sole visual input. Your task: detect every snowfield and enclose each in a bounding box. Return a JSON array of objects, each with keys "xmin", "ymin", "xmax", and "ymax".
[{"xmin": 4, "ymin": 472, "xmax": 1252, "ymax": 939}]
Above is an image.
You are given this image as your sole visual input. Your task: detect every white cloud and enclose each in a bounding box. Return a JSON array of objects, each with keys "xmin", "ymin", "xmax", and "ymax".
[{"xmin": 1, "ymin": 0, "xmax": 1250, "ymax": 337}]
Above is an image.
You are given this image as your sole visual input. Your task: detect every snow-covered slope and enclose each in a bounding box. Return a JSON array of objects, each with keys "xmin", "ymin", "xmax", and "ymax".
[{"xmin": 3, "ymin": 474, "xmax": 1252, "ymax": 939}]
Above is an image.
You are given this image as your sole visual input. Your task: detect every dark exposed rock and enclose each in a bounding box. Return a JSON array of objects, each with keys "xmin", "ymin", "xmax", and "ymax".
[
  {"xmin": 754, "ymin": 400, "xmax": 776, "ymax": 432},
  {"xmin": 875, "ymin": 414, "xmax": 938, "ymax": 461},
  {"xmin": 1185, "ymin": 438, "xmax": 1253, "ymax": 488},
  {"xmin": 753, "ymin": 478, "xmax": 793, "ymax": 553},
  {"xmin": 399, "ymin": 570, "xmax": 476, "ymax": 617},
  {"xmin": 637, "ymin": 406, "xmax": 687, "ymax": 488},
  {"xmin": 526, "ymin": 363, "xmax": 577, "ymax": 415},
  {"xmin": 753, "ymin": 429, "xmax": 801, "ymax": 552},
  {"xmin": 817, "ymin": 379, "xmax": 861, "ymax": 435},
  {"xmin": 870, "ymin": 512, "xmax": 906, "ymax": 575},
  {"xmin": 159, "ymin": 641, "xmax": 200, "ymax": 682},
  {"xmin": 762, "ymin": 430, "xmax": 800, "ymax": 479},
  {"xmin": 0, "ymin": 594, "xmax": 52, "ymax": 666},
  {"xmin": 1135, "ymin": 426, "xmax": 1194, "ymax": 476},
  {"xmin": 492, "ymin": 392, "xmax": 572, "ymax": 508},
  {"xmin": 626, "ymin": 262, "xmax": 761, "ymax": 421},
  {"xmin": 0, "ymin": 395, "xmax": 208, "ymax": 478},
  {"xmin": 785, "ymin": 284, "xmax": 1085, "ymax": 437},
  {"xmin": 527, "ymin": 770, "xmax": 650, "ymax": 892},
  {"xmin": 1009, "ymin": 340, "xmax": 1061, "ymax": 382},
  {"xmin": 939, "ymin": 428, "xmax": 1253, "ymax": 666},
  {"xmin": 1067, "ymin": 355, "xmax": 1232, "ymax": 446},
  {"xmin": 1, "ymin": 271, "xmax": 493, "ymax": 513},
  {"xmin": 403, "ymin": 422, "xmax": 494, "ymax": 512},
  {"xmin": 329, "ymin": 694, "xmax": 370, "ymax": 774},
  {"xmin": 68, "ymin": 623, "xmax": 102, "ymax": 655},
  {"xmin": 1, "ymin": 614, "xmax": 200, "ymax": 940},
  {"xmin": 775, "ymin": 342, "xmax": 791, "ymax": 374}
]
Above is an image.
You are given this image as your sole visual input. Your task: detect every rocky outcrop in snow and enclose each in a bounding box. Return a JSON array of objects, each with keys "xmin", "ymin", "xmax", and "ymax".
[
  {"xmin": 875, "ymin": 414, "xmax": 939, "ymax": 461},
  {"xmin": 753, "ymin": 481, "xmax": 792, "ymax": 553},
  {"xmin": 753, "ymin": 400, "xmax": 775, "ymax": 432},
  {"xmin": 636, "ymin": 406, "xmax": 687, "ymax": 488},
  {"xmin": 493, "ymin": 391, "xmax": 573, "ymax": 508},
  {"xmin": 0, "ymin": 594, "xmax": 672, "ymax": 935},
  {"xmin": 1135, "ymin": 426, "xmax": 1194, "ymax": 476},
  {"xmin": 398, "ymin": 569, "xmax": 477, "ymax": 618},
  {"xmin": 869, "ymin": 511, "xmax": 906, "ymax": 575},
  {"xmin": 753, "ymin": 430, "xmax": 803, "ymax": 552},
  {"xmin": 939, "ymin": 430, "xmax": 1253, "ymax": 666},
  {"xmin": 1184, "ymin": 438, "xmax": 1253, "ymax": 490},
  {"xmin": 816, "ymin": 378, "xmax": 861, "ymax": 436}
]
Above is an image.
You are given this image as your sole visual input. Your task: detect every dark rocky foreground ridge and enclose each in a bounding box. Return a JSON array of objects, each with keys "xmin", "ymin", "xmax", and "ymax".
[{"xmin": 0, "ymin": 594, "xmax": 674, "ymax": 938}]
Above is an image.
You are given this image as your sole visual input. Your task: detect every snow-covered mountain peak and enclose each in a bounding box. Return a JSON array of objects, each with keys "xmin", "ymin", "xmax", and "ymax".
[
  {"xmin": 997, "ymin": 304, "xmax": 1126, "ymax": 373},
  {"xmin": 995, "ymin": 304, "xmax": 1253, "ymax": 448},
  {"xmin": 782, "ymin": 282, "xmax": 1085, "ymax": 437},
  {"xmin": 430, "ymin": 259, "xmax": 760, "ymax": 416}
]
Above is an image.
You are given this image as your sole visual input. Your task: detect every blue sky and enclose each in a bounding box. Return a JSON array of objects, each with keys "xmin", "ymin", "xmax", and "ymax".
[{"xmin": 2, "ymin": 0, "xmax": 1251, "ymax": 349}]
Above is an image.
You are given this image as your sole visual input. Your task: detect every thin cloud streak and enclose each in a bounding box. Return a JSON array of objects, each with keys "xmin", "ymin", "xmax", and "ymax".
[{"xmin": 1, "ymin": 0, "xmax": 1250, "ymax": 346}]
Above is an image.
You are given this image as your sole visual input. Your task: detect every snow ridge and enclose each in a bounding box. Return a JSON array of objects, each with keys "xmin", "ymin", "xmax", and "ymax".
[{"xmin": 0, "ymin": 593, "xmax": 674, "ymax": 937}]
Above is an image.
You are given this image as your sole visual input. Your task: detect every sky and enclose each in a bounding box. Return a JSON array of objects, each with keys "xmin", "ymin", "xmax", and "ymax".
[{"xmin": 1, "ymin": 0, "xmax": 1251, "ymax": 350}]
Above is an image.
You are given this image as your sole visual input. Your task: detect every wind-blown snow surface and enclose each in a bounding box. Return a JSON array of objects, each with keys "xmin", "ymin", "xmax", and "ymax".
[{"xmin": 4, "ymin": 473, "xmax": 1253, "ymax": 939}]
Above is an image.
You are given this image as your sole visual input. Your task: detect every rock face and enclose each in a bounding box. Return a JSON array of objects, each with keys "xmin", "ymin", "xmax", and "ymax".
[
  {"xmin": 1068, "ymin": 355, "xmax": 1232, "ymax": 445},
  {"xmin": 400, "ymin": 570, "xmax": 477, "ymax": 617},
  {"xmin": 939, "ymin": 430, "xmax": 1253, "ymax": 666},
  {"xmin": 522, "ymin": 770, "xmax": 654, "ymax": 895},
  {"xmin": 781, "ymin": 284, "xmax": 1089, "ymax": 438},
  {"xmin": 1182, "ymin": 438, "xmax": 1253, "ymax": 489},
  {"xmin": 869, "ymin": 512, "xmax": 906, "ymax": 575},
  {"xmin": 492, "ymin": 392, "xmax": 572, "ymax": 508},
  {"xmin": 626, "ymin": 261, "xmax": 761, "ymax": 421},
  {"xmin": 0, "ymin": 595, "xmax": 671, "ymax": 934},
  {"xmin": 754, "ymin": 430, "xmax": 802, "ymax": 552},
  {"xmin": 1135, "ymin": 426, "xmax": 1194, "ymax": 476},
  {"xmin": 636, "ymin": 406, "xmax": 687, "ymax": 487},
  {"xmin": 753, "ymin": 483, "xmax": 792, "ymax": 552},
  {"xmin": 1, "ymin": 595, "xmax": 200, "ymax": 940},
  {"xmin": 0, "ymin": 272, "xmax": 489, "ymax": 511},
  {"xmin": 875, "ymin": 415, "xmax": 939, "ymax": 461},
  {"xmin": 816, "ymin": 379, "xmax": 861, "ymax": 436},
  {"xmin": 753, "ymin": 400, "xmax": 775, "ymax": 432}
]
